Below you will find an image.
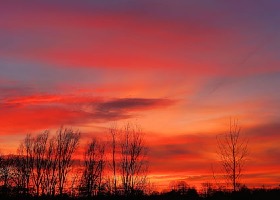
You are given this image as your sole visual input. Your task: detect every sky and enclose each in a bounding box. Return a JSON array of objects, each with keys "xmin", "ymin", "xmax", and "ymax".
[{"xmin": 1, "ymin": 0, "xmax": 280, "ymax": 190}]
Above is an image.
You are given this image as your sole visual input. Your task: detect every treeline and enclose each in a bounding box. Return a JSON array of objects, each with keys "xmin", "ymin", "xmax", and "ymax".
[
  {"xmin": 0, "ymin": 124, "xmax": 148, "ymax": 198},
  {"xmin": 0, "ymin": 124, "xmax": 279, "ymax": 200},
  {"xmin": 163, "ymin": 181, "xmax": 280, "ymax": 200}
]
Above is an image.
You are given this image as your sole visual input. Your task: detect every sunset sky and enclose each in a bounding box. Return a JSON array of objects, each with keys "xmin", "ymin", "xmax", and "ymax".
[{"xmin": 1, "ymin": 0, "xmax": 280, "ymax": 190}]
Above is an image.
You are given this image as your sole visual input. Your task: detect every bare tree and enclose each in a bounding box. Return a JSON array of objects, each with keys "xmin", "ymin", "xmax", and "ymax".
[
  {"xmin": 109, "ymin": 123, "xmax": 118, "ymax": 195},
  {"xmin": 12, "ymin": 155, "xmax": 28, "ymax": 194},
  {"xmin": 216, "ymin": 119, "xmax": 248, "ymax": 191},
  {"xmin": 31, "ymin": 131, "xmax": 49, "ymax": 196},
  {"xmin": 120, "ymin": 123, "xmax": 148, "ymax": 196},
  {"xmin": 201, "ymin": 182, "xmax": 213, "ymax": 198},
  {"xmin": 42, "ymin": 136, "xmax": 58, "ymax": 196},
  {"xmin": 80, "ymin": 138, "xmax": 105, "ymax": 197},
  {"xmin": 55, "ymin": 127, "xmax": 80, "ymax": 195},
  {"xmin": 17, "ymin": 133, "xmax": 34, "ymax": 194},
  {"xmin": 169, "ymin": 180, "xmax": 190, "ymax": 194},
  {"xmin": 16, "ymin": 132, "xmax": 49, "ymax": 196},
  {"xmin": 69, "ymin": 167, "xmax": 81, "ymax": 197},
  {"xmin": 0, "ymin": 155, "xmax": 14, "ymax": 189},
  {"xmin": 15, "ymin": 128, "xmax": 80, "ymax": 196}
]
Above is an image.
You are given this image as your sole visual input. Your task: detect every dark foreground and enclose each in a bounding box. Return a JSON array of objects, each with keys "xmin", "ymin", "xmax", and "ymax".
[{"xmin": 0, "ymin": 188, "xmax": 280, "ymax": 200}]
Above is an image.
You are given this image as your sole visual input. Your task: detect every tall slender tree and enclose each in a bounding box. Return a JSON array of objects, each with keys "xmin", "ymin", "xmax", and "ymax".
[
  {"xmin": 109, "ymin": 123, "xmax": 118, "ymax": 195},
  {"xmin": 32, "ymin": 131, "xmax": 48, "ymax": 196},
  {"xmin": 216, "ymin": 119, "xmax": 248, "ymax": 191},
  {"xmin": 80, "ymin": 138, "xmax": 105, "ymax": 197},
  {"xmin": 55, "ymin": 127, "xmax": 80, "ymax": 195},
  {"xmin": 42, "ymin": 136, "xmax": 58, "ymax": 196},
  {"xmin": 17, "ymin": 133, "xmax": 34, "ymax": 194},
  {"xmin": 120, "ymin": 123, "xmax": 148, "ymax": 196}
]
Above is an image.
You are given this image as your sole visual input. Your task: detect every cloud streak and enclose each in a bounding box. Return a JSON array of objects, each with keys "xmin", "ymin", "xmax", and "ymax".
[
  {"xmin": 0, "ymin": 90, "xmax": 175, "ymax": 133},
  {"xmin": 97, "ymin": 98, "xmax": 174, "ymax": 112}
]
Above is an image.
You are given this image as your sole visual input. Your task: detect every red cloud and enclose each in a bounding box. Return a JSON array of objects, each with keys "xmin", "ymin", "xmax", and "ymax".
[{"xmin": 0, "ymin": 92, "xmax": 175, "ymax": 134}]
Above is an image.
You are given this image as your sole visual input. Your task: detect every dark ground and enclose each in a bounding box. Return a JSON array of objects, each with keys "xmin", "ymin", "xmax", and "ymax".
[{"xmin": 0, "ymin": 188, "xmax": 280, "ymax": 200}]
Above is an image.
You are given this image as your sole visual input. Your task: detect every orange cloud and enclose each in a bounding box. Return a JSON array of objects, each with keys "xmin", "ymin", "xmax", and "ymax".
[{"xmin": 0, "ymin": 91, "xmax": 176, "ymax": 135}]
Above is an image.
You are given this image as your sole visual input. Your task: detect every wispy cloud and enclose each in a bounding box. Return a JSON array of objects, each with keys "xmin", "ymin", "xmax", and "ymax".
[
  {"xmin": 0, "ymin": 91, "xmax": 176, "ymax": 133},
  {"xmin": 97, "ymin": 98, "xmax": 174, "ymax": 112}
]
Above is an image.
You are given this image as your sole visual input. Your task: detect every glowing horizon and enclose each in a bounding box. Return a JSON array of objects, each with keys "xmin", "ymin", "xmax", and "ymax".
[{"xmin": 1, "ymin": 0, "xmax": 280, "ymax": 191}]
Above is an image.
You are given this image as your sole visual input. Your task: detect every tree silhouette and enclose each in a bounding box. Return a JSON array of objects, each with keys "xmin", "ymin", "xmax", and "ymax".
[
  {"xmin": 80, "ymin": 138, "xmax": 105, "ymax": 197},
  {"xmin": 0, "ymin": 155, "xmax": 14, "ymax": 190},
  {"xmin": 31, "ymin": 131, "xmax": 49, "ymax": 196},
  {"xmin": 43, "ymin": 136, "xmax": 59, "ymax": 196},
  {"xmin": 55, "ymin": 127, "xmax": 80, "ymax": 195},
  {"xmin": 17, "ymin": 133, "xmax": 34, "ymax": 194},
  {"xmin": 109, "ymin": 123, "xmax": 118, "ymax": 195},
  {"xmin": 216, "ymin": 119, "xmax": 248, "ymax": 191},
  {"xmin": 120, "ymin": 122, "xmax": 148, "ymax": 196},
  {"xmin": 16, "ymin": 128, "xmax": 80, "ymax": 196}
]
